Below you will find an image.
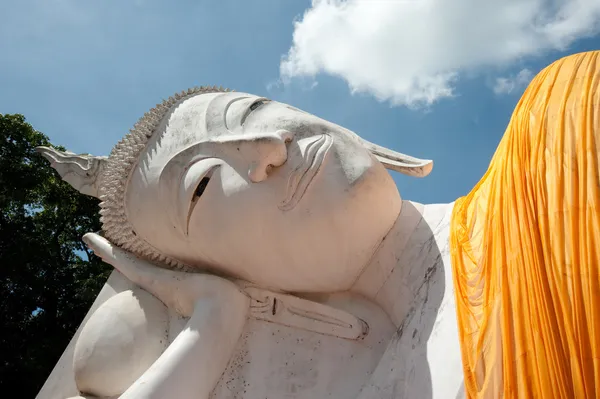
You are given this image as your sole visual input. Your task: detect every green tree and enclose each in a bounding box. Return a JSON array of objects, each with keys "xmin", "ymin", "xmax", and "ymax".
[{"xmin": 0, "ymin": 114, "xmax": 110, "ymax": 396}]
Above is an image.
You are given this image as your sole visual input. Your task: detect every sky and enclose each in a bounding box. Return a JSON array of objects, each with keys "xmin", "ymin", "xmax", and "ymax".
[{"xmin": 1, "ymin": 0, "xmax": 599, "ymax": 205}]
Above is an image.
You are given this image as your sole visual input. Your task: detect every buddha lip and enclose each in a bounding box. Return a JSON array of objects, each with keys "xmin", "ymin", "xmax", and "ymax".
[{"xmin": 279, "ymin": 134, "xmax": 332, "ymax": 211}]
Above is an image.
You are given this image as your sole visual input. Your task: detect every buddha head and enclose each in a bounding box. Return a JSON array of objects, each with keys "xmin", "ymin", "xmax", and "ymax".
[{"xmin": 38, "ymin": 87, "xmax": 432, "ymax": 292}]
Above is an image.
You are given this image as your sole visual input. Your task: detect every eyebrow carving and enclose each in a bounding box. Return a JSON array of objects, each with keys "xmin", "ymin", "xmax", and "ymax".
[{"xmin": 222, "ymin": 96, "xmax": 249, "ymax": 130}]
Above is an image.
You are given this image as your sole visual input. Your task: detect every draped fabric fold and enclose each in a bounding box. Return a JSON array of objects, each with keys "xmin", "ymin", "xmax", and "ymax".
[{"xmin": 450, "ymin": 51, "xmax": 600, "ymax": 398}]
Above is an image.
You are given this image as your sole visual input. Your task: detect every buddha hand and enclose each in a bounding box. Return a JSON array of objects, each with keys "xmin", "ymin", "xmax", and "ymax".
[{"xmin": 81, "ymin": 232, "xmax": 245, "ymax": 318}]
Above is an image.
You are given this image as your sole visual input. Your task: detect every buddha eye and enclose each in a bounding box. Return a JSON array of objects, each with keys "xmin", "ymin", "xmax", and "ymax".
[
  {"xmin": 177, "ymin": 161, "xmax": 220, "ymax": 236},
  {"xmin": 249, "ymin": 99, "xmax": 266, "ymax": 111},
  {"xmin": 194, "ymin": 176, "xmax": 210, "ymax": 198},
  {"xmin": 241, "ymin": 98, "xmax": 270, "ymax": 126}
]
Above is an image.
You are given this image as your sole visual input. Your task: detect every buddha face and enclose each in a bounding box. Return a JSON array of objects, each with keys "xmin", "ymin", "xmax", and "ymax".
[{"xmin": 125, "ymin": 92, "xmax": 403, "ymax": 292}]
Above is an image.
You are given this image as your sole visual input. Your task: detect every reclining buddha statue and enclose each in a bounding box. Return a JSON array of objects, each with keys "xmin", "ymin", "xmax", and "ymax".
[{"xmin": 36, "ymin": 50, "xmax": 600, "ymax": 398}]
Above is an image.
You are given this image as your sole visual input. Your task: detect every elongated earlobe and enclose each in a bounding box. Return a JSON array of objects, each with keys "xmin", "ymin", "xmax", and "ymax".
[
  {"xmin": 360, "ymin": 138, "xmax": 433, "ymax": 177},
  {"xmin": 36, "ymin": 146, "xmax": 107, "ymax": 197}
]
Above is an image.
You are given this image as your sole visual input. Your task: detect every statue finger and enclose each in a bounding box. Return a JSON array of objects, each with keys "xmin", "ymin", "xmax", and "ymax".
[{"xmin": 82, "ymin": 232, "xmax": 121, "ymax": 265}]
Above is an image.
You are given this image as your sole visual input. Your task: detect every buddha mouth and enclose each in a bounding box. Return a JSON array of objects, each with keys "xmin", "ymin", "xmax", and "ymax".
[{"xmin": 279, "ymin": 134, "xmax": 332, "ymax": 211}]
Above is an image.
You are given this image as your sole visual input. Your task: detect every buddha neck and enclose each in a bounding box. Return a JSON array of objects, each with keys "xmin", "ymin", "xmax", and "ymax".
[{"xmin": 350, "ymin": 200, "xmax": 455, "ymax": 327}]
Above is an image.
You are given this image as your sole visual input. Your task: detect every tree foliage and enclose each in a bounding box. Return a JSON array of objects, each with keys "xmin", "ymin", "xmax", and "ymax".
[{"xmin": 0, "ymin": 114, "xmax": 110, "ymax": 396}]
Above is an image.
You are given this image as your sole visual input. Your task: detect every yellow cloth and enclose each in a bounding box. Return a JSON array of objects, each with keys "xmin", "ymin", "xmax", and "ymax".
[{"xmin": 450, "ymin": 51, "xmax": 600, "ymax": 398}]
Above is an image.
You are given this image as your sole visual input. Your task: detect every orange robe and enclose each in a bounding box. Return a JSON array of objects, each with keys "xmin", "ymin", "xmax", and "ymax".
[{"xmin": 450, "ymin": 51, "xmax": 600, "ymax": 398}]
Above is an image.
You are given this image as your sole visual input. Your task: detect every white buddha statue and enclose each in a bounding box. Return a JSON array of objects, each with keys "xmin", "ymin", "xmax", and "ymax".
[
  {"xmin": 36, "ymin": 50, "xmax": 600, "ymax": 399},
  {"xmin": 37, "ymin": 87, "xmax": 460, "ymax": 399}
]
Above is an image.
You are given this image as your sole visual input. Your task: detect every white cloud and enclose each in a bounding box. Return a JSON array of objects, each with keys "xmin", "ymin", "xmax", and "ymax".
[
  {"xmin": 281, "ymin": 0, "xmax": 600, "ymax": 107},
  {"xmin": 493, "ymin": 69, "xmax": 534, "ymax": 95}
]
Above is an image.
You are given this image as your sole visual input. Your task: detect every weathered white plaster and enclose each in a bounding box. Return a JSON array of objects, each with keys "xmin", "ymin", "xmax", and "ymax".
[
  {"xmin": 354, "ymin": 202, "xmax": 463, "ymax": 399},
  {"xmin": 37, "ymin": 271, "xmax": 138, "ymax": 399},
  {"xmin": 37, "ymin": 88, "xmax": 465, "ymax": 399},
  {"xmin": 210, "ymin": 292, "xmax": 396, "ymax": 398},
  {"xmin": 73, "ymin": 288, "xmax": 169, "ymax": 397}
]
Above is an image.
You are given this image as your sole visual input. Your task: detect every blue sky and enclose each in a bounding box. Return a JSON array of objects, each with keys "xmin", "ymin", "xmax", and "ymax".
[{"xmin": 1, "ymin": 0, "xmax": 599, "ymax": 204}]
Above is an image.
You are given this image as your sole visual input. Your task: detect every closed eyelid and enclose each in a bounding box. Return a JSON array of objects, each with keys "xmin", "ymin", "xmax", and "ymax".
[
  {"xmin": 240, "ymin": 98, "xmax": 269, "ymax": 126},
  {"xmin": 223, "ymin": 96, "xmax": 249, "ymax": 130},
  {"xmin": 159, "ymin": 144, "xmax": 224, "ymax": 235},
  {"xmin": 180, "ymin": 159, "xmax": 221, "ymax": 235}
]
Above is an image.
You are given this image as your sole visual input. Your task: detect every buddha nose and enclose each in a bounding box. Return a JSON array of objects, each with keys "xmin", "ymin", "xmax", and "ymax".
[{"xmin": 247, "ymin": 130, "xmax": 294, "ymax": 183}]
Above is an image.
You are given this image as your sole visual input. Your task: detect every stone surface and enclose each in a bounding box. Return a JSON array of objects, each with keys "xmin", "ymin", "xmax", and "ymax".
[
  {"xmin": 356, "ymin": 202, "xmax": 463, "ymax": 399},
  {"xmin": 36, "ymin": 88, "xmax": 463, "ymax": 399},
  {"xmin": 37, "ymin": 272, "xmax": 138, "ymax": 399},
  {"xmin": 73, "ymin": 288, "xmax": 168, "ymax": 397}
]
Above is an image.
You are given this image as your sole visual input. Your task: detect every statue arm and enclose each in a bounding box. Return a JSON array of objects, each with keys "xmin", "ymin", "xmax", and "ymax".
[
  {"xmin": 82, "ymin": 233, "xmax": 249, "ymax": 399},
  {"xmin": 119, "ymin": 284, "xmax": 247, "ymax": 399}
]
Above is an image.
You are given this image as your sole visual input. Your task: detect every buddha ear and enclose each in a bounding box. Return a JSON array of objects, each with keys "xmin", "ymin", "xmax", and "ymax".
[
  {"xmin": 36, "ymin": 146, "xmax": 107, "ymax": 198},
  {"xmin": 359, "ymin": 138, "xmax": 433, "ymax": 177}
]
